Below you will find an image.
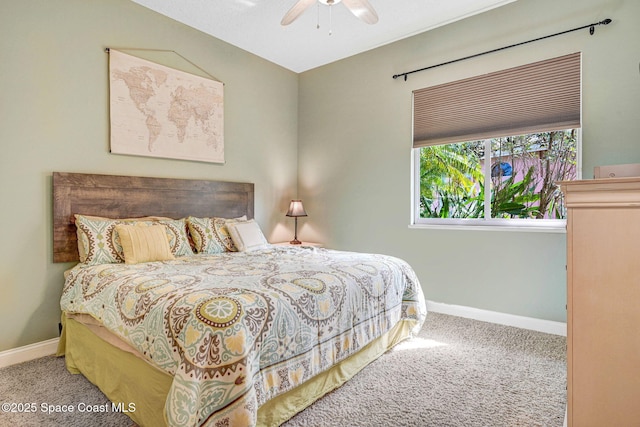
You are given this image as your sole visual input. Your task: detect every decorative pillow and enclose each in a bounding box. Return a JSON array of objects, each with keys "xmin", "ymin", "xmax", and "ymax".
[
  {"xmin": 187, "ymin": 216, "xmax": 247, "ymax": 253},
  {"xmin": 75, "ymin": 214, "xmax": 123, "ymax": 265},
  {"xmin": 114, "ymin": 224, "xmax": 175, "ymax": 264},
  {"xmin": 75, "ymin": 215, "xmax": 193, "ymax": 265},
  {"xmin": 226, "ymin": 219, "xmax": 269, "ymax": 252},
  {"xmin": 133, "ymin": 218, "xmax": 193, "ymax": 258}
]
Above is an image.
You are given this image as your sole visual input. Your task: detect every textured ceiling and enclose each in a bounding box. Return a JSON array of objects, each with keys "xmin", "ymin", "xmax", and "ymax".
[{"xmin": 131, "ymin": 0, "xmax": 517, "ymax": 73}]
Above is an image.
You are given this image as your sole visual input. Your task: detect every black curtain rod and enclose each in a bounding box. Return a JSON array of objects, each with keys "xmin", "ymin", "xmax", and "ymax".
[{"xmin": 392, "ymin": 18, "xmax": 612, "ymax": 81}]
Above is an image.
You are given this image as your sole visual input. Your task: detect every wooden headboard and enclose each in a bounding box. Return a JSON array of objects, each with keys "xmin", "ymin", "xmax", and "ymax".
[{"xmin": 52, "ymin": 172, "xmax": 254, "ymax": 263}]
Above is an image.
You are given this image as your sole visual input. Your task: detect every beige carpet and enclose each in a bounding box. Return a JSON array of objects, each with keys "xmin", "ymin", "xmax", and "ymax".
[{"xmin": 0, "ymin": 312, "xmax": 566, "ymax": 426}]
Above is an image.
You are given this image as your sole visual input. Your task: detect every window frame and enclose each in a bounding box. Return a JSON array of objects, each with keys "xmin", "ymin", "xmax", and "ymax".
[{"xmin": 410, "ymin": 129, "xmax": 582, "ymax": 233}]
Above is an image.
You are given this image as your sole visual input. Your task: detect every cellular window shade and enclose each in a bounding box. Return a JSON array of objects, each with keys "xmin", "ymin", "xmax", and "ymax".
[{"xmin": 413, "ymin": 52, "xmax": 581, "ymax": 148}]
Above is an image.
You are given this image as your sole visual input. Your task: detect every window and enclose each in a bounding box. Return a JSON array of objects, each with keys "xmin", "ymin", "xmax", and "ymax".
[
  {"xmin": 411, "ymin": 53, "xmax": 581, "ymax": 229},
  {"xmin": 415, "ymin": 130, "xmax": 578, "ymax": 222}
]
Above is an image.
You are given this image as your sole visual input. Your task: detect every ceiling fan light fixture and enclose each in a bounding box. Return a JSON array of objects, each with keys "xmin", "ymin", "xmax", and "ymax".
[{"xmin": 281, "ymin": 0, "xmax": 378, "ymax": 29}]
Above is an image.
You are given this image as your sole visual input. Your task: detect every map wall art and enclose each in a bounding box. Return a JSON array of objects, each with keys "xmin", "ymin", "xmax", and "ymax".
[{"xmin": 108, "ymin": 49, "xmax": 224, "ymax": 164}]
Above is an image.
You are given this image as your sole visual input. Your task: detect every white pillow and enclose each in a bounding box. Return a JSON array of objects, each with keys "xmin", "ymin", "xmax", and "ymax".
[{"xmin": 226, "ymin": 219, "xmax": 268, "ymax": 252}]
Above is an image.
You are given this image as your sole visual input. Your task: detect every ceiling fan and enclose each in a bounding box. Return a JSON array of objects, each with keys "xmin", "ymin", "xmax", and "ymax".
[{"xmin": 281, "ymin": 0, "xmax": 379, "ymax": 30}]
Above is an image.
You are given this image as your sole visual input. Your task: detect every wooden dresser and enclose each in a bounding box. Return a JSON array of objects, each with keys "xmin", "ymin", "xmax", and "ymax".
[{"xmin": 560, "ymin": 177, "xmax": 640, "ymax": 427}]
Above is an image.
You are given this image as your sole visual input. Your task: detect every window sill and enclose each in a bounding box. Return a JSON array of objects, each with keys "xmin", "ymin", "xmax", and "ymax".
[{"xmin": 409, "ymin": 221, "xmax": 566, "ymax": 233}]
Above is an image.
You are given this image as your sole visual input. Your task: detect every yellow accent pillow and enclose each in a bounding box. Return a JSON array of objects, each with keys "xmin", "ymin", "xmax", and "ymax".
[{"xmin": 114, "ymin": 224, "xmax": 175, "ymax": 264}]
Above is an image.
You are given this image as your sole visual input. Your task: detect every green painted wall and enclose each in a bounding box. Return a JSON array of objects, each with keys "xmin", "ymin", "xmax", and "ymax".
[
  {"xmin": 297, "ymin": 0, "xmax": 640, "ymax": 322},
  {"xmin": 0, "ymin": 0, "xmax": 299, "ymax": 351}
]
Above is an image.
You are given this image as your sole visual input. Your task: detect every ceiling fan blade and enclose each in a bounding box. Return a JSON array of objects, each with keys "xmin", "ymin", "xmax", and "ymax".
[
  {"xmin": 341, "ymin": 0, "xmax": 378, "ymax": 24},
  {"xmin": 281, "ymin": 0, "xmax": 317, "ymax": 26}
]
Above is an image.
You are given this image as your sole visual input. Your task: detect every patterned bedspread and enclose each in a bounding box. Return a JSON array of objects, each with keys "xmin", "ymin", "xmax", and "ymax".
[{"xmin": 60, "ymin": 246, "xmax": 426, "ymax": 426}]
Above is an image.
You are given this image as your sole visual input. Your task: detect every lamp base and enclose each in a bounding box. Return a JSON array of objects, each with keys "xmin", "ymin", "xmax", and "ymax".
[{"xmin": 289, "ymin": 239, "xmax": 302, "ymax": 245}]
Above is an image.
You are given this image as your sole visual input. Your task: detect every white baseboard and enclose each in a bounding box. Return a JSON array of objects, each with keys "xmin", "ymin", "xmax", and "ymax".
[
  {"xmin": 426, "ymin": 300, "xmax": 567, "ymax": 336},
  {"xmin": 0, "ymin": 338, "xmax": 59, "ymax": 369}
]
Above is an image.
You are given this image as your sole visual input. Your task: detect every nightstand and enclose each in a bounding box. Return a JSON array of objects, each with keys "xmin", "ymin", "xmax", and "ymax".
[{"xmin": 272, "ymin": 241, "xmax": 323, "ymax": 248}]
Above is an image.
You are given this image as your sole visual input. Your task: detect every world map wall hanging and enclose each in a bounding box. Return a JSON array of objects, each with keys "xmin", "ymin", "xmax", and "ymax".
[{"xmin": 108, "ymin": 49, "xmax": 224, "ymax": 164}]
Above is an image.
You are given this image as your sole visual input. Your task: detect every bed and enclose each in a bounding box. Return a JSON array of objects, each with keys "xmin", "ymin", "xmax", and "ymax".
[{"xmin": 53, "ymin": 172, "xmax": 427, "ymax": 427}]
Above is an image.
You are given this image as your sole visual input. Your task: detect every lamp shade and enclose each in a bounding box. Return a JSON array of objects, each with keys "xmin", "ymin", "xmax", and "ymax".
[{"xmin": 286, "ymin": 200, "xmax": 307, "ymax": 217}]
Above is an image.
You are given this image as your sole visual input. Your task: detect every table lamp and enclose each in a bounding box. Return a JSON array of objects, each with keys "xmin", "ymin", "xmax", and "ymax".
[{"xmin": 286, "ymin": 200, "xmax": 307, "ymax": 244}]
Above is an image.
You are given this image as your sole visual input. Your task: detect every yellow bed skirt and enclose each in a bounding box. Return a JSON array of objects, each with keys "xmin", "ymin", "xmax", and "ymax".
[{"xmin": 57, "ymin": 314, "xmax": 418, "ymax": 427}]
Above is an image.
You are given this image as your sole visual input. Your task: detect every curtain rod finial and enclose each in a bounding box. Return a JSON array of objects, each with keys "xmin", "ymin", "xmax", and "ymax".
[
  {"xmin": 591, "ymin": 18, "xmax": 612, "ymax": 35},
  {"xmin": 392, "ymin": 73, "xmax": 409, "ymax": 81}
]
